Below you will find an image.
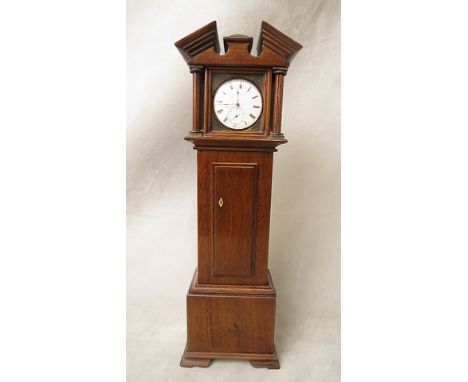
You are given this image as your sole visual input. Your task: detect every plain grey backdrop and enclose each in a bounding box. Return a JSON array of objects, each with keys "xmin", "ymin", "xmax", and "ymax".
[{"xmin": 127, "ymin": 0, "xmax": 340, "ymax": 381}]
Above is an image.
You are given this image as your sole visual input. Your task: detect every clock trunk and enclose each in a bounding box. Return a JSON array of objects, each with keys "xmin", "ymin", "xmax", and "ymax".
[{"xmin": 197, "ymin": 150, "xmax": 273, "ymax": 285}]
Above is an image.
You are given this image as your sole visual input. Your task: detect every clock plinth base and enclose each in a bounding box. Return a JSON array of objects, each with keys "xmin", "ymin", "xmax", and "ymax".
[
  {"xmin": 180, "ymin": 354, "xmax": 212, "ymax": 368},
  {"xmin": 180, "ymin": 347, "xmax": 279, "ymax": 369},
  {"xmin": 181, "ymin": 269, "xmax": 279, "ymax": 369},
  {"xmin": 250, "ymin": 357, "xmax": 280, "ymax": 369}
]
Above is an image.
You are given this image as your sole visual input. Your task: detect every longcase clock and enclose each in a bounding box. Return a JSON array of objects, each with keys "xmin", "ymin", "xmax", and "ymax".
[{"xmin": 174, "ymin": 21, "xmax": 302, "ymax": 369}]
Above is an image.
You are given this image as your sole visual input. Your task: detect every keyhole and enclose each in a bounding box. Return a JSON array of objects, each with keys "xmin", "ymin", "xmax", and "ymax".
[{"xmin": 218, "ymin": 197, "xmax": 223, "ymax": 207}]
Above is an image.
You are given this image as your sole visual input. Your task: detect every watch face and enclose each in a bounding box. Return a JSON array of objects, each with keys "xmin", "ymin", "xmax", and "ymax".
[{"xmin": 213, "ymin": 79, "xmax": 263, "ymax": 130}]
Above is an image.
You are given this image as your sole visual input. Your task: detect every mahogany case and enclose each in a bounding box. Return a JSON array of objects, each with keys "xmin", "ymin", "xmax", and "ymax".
[{"xmin": 174, "ymin": 21, "xmax": 302, "ymax": 369}]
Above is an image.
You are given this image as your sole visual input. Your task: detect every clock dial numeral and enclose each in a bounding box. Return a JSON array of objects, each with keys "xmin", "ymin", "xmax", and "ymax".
[
  {"xmin": 247, "ymin": 86, "xmax": 251, "ymax": 92},
  {"xmin": 253, "ymin": 105, "xmax": 260, "ymax": 108},
  {"xmin": 249, "ymin": 113, "xmax": 256, "ymax": 119},
  {"xmin": 252, "ymin": 95, "xmax": 258, "ymax": 99},
  {"xmin": 217, "ymin": 109, "xmax": 223, "ymax": 114}
]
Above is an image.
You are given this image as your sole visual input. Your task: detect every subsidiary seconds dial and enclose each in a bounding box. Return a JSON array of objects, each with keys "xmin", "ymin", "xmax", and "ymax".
[{"xmin": 213, "ymin": 79, "xmax": 263, "ymax": 130}]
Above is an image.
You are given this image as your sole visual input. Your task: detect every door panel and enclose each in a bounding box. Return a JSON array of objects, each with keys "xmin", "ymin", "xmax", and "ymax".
[
  {"xmin": 197, "ymin": 150, "xmax": 273, "ymax": 285},
  {"xmin": 213, "ymin": 163, "xmax": 258, "ymax": 277}
]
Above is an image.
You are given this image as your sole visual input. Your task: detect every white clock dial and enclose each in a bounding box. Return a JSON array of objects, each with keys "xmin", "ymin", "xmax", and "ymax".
[{"xmin": 213, "ymin": 79, "xmax": 263, "ymax": 130}]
